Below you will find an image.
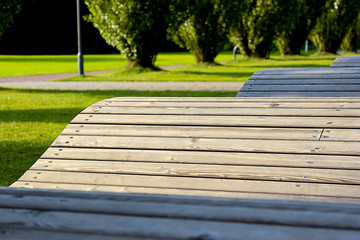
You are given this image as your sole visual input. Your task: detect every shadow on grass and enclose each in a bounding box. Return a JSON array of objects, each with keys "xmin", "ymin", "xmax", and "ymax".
[
  {"xmin": 0, "ymin": 108, "xmax": 83, "ymax": 123},
  {"xmin": 243, "ymin": 64, "xmax": 331, "ymax": 69},
  {"xmin": 180, "ymin": 71, "xmax": 252, "ymax": 78},
  {"xmin": 0, "ymin": 55, "xmax": 126, "ymax": 63},
  {"xmin": 0, "ymin": 88, "xmax": 236, "ymax": 97},
  {"xmin": 0, "ymin": 140, "xmax": 50, "ymax": 186}
]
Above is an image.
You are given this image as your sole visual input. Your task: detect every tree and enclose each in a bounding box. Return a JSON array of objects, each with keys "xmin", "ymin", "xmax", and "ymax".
[
  {"xmin": 341, "ymin": 12, "xmax": 360, "ymax": 52},
  {"xmin": 0, "ymin": 0, "xmax": 22, "ymax": 41},
  {"xmin": 274, "ymin": 0, "xmax": 326, "ymax": 56},
  {"xmin": 310, "ymin": 0, "xmax": 360, "ymax": 54},
  {"xmin": 85, "ymin": 0, "xmax": 176, "ymax": 69},
  {"xmin": 170, "ymin": 0, "xmax": 237, "ymax": 64},
  {"xmin": 230, "ymin": 0, "xmax": 281, "ymax": 58}
]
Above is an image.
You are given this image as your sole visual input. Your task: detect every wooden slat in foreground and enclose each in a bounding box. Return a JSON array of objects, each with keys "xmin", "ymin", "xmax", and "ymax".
[
  {"xmin": 1, "ymin": 187, "xmax": 360, "ymax": 240},
  {"xmin": 12, "ymin": 97, "xmax": 360, "ymax": 203},
  {"xmin": 237, "ymin": 67, "xmax": 360, "ymax": 97}
]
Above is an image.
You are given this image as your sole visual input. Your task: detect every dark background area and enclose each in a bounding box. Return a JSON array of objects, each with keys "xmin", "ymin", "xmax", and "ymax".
[{"xmin": 0, "ymin": 0, "xmax": 182, "ymax": 54}]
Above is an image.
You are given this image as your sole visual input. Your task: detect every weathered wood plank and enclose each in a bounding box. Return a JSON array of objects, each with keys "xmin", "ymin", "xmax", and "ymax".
[
  {"xmin": 332, "ymin": 56, "xmax": 360, "ymax": 63},
  {"xmin": 1, "ymin": 187, "xmax": 360, "ymax": 229},
  {"xmin": 240, "ymin": 84, "xmax": 360, "ymax": 91},
  {"xmin": 30, "ymin": 159, "xmax": 360, "ymax": 184},
  {"xmin": 250, "ymin": 74, "xmax": 360, "ymax": 79},
  {"xmin": 15, "ymin": 170, "xmax": 360, "ymax": 198},
  {"xmin": 11, "ymin": 181, "xmax": 360, "ymax": 203},
  {"xmin": 0, "ymin": 228, "xmax": 130, "ymax": 240},
  {"xmin": 71, "ymin": 114, "xmax": 360, "ymax": 128},
  {"xmin": 245, "ymin": 79, "xmax": 360, "ymax": 85},
  {"xmin": 93, "ymin": 100, "xmax": 360, "ymax": 108},
  {"xmin": 331, "ymin": 63, "xmax": 360, "ymax": 68},
  {"xmin": 82, "ymin": 106, "xmax": 360, "ymax": 116},
  {"xmin": 62, "ymin": 124, "xmax": 323, "ymax": 141},
  {"xmin": 3, "ymin": 207, "xmax": 360, "ymax": 240},
  {"xmin": 41, "ymin": 148, "xmax": 360, "ymax": 170},
  {"xmin": 321, "ymin": 129, "xmax": 360, "ymax": 141},
  {"xmin": 253, "ymin": 68, "xmax": 360, "ymax": 74},
  {"xmin": 236, "ymin": 92, "xmax": 360, "ymax": 97},
  {"xmin": 52, "ymin": 135, "xmax": 360, "ymax": 155},
  {"xmin": 105, "ymin": 97, "xmax": 360, "ymax": 102}
]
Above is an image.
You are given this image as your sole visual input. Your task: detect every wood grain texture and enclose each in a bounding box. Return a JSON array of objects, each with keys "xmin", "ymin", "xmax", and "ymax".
[
  {"xmin": 1, "ymin": 187, "xmax": 360, "ymax": 239},
  {"xmin": 41, "ymin": 148, "xmax": 360, "ymax": 170},
  {"xmin": 71, "ymin": 114, "xmax": 360, "ymax": 128},
  {"xmin": 10, "ymin": 96, "xmax": 360, "ymax": 204},
  {"xmin": 52, "ymin": 135, "xmax": 360, "ymax": 155},
  {"xmin": 30, "ymin": 159, "xmax": 360, "ymax": 184},
  {"xmin": 61, "ymin": 124, "xmax": 323, "ymax": 140},
  {"xmin": 81, "ymin": 106, "xmax": 360, "ymax": 116},
  {"xmin": 14, "ymin": 170, "xmax": 360, "ymax": 198}
]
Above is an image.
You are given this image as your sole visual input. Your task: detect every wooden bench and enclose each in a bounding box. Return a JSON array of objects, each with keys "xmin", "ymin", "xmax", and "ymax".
[
  {"xmin": 10, "ymin": 97, "xmax": 360, "ymax": 203},
  {"xmin": 1, "ymin": 186, "xmax": 360, "ymax": 240},
  {"xmin": 236, "ymin": 67, "xmax": 360, "ymax": 97},
  {"xmin": 330, "ymin": 56, "xmax": 360, "ymax": 68}
]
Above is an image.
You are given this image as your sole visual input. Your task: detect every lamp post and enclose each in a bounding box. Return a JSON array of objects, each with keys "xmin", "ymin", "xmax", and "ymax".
[{"xmin": 76, "ymin": 0, "xmax": 84, "ymax": 76}]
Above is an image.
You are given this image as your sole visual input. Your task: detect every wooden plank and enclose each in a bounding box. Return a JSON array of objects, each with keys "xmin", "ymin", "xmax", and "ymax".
[
  {"xmin": 93, "ymin": 101, "xmax": 360, "ymax": 109},
  {"xmin": 82, "ymin": 106, "xmax": 360, "ymax": 117},
  {"xmin": 332, "ymin": 56, "xmax": 360, "ymax": 63},
  {"xmin": 30, "ymin": 159, "xmax": 360, "ymax": 184},
  {"xmin": 321, "ymin": 129, "xmax": 360, "ymax": 141},
  {"xmin": 1, "ymin": 188, "xmax": 360, "ymax": 229},
  {"xmin": 236, "ymin": 92, "xmax": 360, "ymax": 97},
  {"xmin": 250, "ymin": 74, "xmax": 360, "ymax": 79},
  {"xmin": 3, "ymin": 207, "xmax": 360, "ymax": 240},
  {"xmin": 10, "ymin": 181, "xmax": 360, "ymax": 203},
  {"xmin": 52, "ymin": 135, "xmax": 360, "ymax": 155},
  {"xmin": 61, "ymin": 124, "xmax": 323, "ymax": 141},
  {"xmin": 0, "ymin": 228, "xmax": 130, "ymax": 240},
  {"xmin": 253, "ymin": 68, "xmax": 360, "ymax": 74},
  {"xmin": 245, "ymin": 79, "xmax": 360, "ymax": 85},
  {"xmin": 105, "ymin": 97, "xmax": 360, "ymax": 102},
  {"xmin": 240, "ymin": 84, "xmax": 360, "ymax": 91},
  {"xmin": 15, "ymin": 170, "xmax": 360, "ymax": 198},
  {"xmin": 331, "ymin": 63, "xmax": 360, "ymax": 68},
  {"xmin": 71, "ymin": 114, "xmax": 360, "ymax": 128},
  {"xmin": 41, "ymin": 148, "xmax": 360, "ymax": 170}
]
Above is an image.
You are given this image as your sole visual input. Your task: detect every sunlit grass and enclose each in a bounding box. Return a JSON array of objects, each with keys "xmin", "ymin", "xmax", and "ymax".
[{"xmin": 62, "ymin": 52, "xmax": 339, "ymax": 82}]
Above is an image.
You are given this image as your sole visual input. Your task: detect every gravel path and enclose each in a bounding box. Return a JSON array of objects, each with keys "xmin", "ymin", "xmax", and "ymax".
[{"xmin": 0, "ymin": 66, "xmax": 243, "ymax": 91}]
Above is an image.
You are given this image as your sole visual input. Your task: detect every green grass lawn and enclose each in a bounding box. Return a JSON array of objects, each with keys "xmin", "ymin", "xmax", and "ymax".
[
  {"xmin": 1, "ymin": 50, "xmax": 354, "ymax": 79},
  {"xmin": 60, "ymin": 52, "xmax": 340, "ymax": 82},
  {"xmin": 0, "ymin": 88, "xmax": 235, "ymax": 186}
]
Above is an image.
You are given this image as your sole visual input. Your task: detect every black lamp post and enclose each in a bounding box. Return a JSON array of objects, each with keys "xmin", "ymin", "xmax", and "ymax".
[{"xmin": 76, "ymin": 0, "xmax": 84, "ymax": 76}]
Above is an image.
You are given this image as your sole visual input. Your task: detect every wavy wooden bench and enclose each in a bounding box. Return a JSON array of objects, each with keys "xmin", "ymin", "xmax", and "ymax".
[
  {"xmin": 3, "ymin": 96, "xmax": 360, "ymax": 239},
  {"xmin": 331, "ymin": 56, "xmax": 360, "ymax": 68},
  {"xmin": 10, "ymin": 97, "xmax": 360, "ymax": 203},
  {"xmin": 236, "ymin": 67, "xmax": 360, "ymax": 97}
]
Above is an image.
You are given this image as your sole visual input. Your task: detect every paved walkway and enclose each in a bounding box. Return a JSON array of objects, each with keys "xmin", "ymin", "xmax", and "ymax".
[{"xmin": 0, "ymin": 66, "xmax": 243, "ymax": 91}]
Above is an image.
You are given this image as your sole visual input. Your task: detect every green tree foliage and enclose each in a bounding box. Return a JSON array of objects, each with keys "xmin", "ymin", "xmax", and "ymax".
[
  {"xmin": 274, "ymin": 0, "xmax": 326, "ymax": 56},
  {"xmin": 341, "ymin": 12, "xmax": 360, "ymax": 52},
  {"xmin": 169, "ymin": 0, "xmax": 237, "ymax": 64},
  {"xmin": 85, "ymin": 0, "xmax": 177, "ymax": 69},
  {"xmin": 310, "ymin": 0, "xmax": 360, "ymax": 54},
  {"xmin": 230, "ymin": 0, "xmax": 282, "ymax": 58},
  {"xmin": 0, "ymin": 0, "xmax": 22, "ymax": 41}
]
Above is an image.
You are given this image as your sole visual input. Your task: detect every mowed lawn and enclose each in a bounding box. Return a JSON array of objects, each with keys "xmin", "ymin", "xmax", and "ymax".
[{"xmin": 0, "ymin": 51, "xmax": 342, "ymax": 81}]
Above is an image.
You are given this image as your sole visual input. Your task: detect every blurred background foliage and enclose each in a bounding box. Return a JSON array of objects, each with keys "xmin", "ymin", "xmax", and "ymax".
[{"xmin": 1, "ymin": 0, "xmax": 359, "ymax": 68}]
